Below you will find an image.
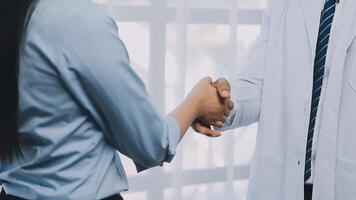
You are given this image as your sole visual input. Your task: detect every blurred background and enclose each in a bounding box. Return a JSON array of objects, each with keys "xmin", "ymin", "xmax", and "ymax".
[{"xmin": 92, "ymin": 0, "xmax": 268, "ymax": 199}]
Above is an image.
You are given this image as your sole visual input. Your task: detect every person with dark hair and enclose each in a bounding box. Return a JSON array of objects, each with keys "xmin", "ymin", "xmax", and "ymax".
[{"xmin": 0, "ymin": 0, "xmax": 233, "ymax": 199}]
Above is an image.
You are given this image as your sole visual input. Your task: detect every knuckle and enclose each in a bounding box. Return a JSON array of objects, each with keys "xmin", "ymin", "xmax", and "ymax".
[{"xmin": 203, "ymin": 76, "xmax": 212, "ymax": 83}]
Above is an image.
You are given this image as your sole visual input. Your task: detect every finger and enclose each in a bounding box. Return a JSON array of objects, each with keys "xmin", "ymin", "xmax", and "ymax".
[
  {"xmin": 199, "ymin": 128, "xmax": 222, "ymax": 137},
  {"xmin": 212, "ymin": 78, "xmax": 231, "ymax": 98},
  {"xmin": 211, "ymin": 115, "xmax": 226, "ymax": 124},
  {"xmin": 214, "ymin": 121, "xmax": 224, "ymax": 128},
  {"xmin": 226, "ymin": 99, "xmax": 235, "ymax": 110},
  {"xmin": 218, "ymin": 116, "xmax": 226, "ymax": 123},
  {"xmin": 192, "ymin": 121, "xmax": 210, "ymax": 132},
  {"xmin": 223, "ymin": 103, "xmax": 231, "ymax": 117},
  {"xmin": 206, "ymin": 130, "xmax": 222, "ymax": 137},
  {"xmin": 193, "ymin": 122, "xmax": 222, "ymax": 137},
  {"xmin": 194, "ymin": 122, "xmax": 211, "ymax": 134}
]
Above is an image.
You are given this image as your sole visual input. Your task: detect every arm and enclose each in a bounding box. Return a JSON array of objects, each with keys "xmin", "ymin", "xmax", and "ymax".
[
  {"xmin": 194, "ymin": 3, "xmax": 272, "ymax": 132},
  {"xmin": 57, "ymin": 6, "xmax": 226, "ymax": 171}
]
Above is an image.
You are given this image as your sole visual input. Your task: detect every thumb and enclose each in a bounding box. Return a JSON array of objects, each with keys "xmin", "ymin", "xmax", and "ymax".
[{"xmin": 212, "ymin": 78, "xmax": 231, "ymax": 98}]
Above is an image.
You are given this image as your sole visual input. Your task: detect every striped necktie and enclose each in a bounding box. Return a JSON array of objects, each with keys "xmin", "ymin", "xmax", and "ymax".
[{"xmin": 304, "ymin": 0, "xmax": 337, "ymax": 182}]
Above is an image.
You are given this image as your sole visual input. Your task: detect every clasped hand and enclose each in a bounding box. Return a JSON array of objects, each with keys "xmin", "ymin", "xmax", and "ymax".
[{"xmin": 186, "ymin": 77, "xmax": 234, "ymax": 137}]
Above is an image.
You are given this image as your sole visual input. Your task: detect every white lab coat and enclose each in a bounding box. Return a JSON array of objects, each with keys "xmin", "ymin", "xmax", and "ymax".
[{"xmin": 224, "ymin": 0, "xmax": 356, "ymax": 199}]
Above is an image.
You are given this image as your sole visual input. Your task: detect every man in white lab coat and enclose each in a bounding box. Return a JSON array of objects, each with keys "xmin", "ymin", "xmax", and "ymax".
[{"xmin": 194, "ymin": 0, "xmax": 356, "ymax": 199}]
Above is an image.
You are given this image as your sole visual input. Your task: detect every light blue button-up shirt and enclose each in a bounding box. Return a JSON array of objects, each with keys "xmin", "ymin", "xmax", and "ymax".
[{"xmin": 0, "ymin": 0, "xmax": 180, "ymax": 199}]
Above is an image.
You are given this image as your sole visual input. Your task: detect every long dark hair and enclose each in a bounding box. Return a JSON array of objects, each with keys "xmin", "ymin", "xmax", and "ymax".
[{"xmin": 0, "ymin": 0, "xmax": 38, "ymax": 163}]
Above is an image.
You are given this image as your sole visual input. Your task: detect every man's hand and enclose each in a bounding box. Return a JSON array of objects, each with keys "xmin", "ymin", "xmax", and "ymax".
[
  {"xmin": 212, "ymin": 78, "xmax": 235, "ymax": 117},
  {"xmin": 192, "ymin": 78, "xmax": 234, "ymax": 137}
]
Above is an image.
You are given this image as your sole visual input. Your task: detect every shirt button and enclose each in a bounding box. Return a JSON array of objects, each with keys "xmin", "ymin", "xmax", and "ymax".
[{"xmin": 298, "ymin": 160, "xmax": 301, "ymax": 165}]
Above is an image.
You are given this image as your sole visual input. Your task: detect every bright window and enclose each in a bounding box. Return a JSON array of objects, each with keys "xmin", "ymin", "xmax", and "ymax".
[{"xmin": 93, "ymin": 0, "xmax": 267, "ymax": 199}]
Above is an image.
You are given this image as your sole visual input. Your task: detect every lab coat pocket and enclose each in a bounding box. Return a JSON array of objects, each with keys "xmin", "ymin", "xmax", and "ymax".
[{"xmin": 335, "ymin": 158, "xmax": 356, "ymax": 200}]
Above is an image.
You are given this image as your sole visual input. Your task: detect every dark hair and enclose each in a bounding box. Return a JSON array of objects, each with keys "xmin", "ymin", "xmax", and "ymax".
[{"xmin": 0, "ymin": 0, "xmax": 38, "ymax": 163}]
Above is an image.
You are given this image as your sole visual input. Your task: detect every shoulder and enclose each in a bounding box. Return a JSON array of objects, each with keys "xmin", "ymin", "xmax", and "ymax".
[{"xmin": 28, "ymin": 0, "xmax": 117, "ymax": 44}]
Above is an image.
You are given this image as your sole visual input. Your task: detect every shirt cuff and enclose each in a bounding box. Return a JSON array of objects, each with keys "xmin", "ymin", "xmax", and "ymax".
[
  {"xmin": 215, "ymin": 106, "xmax": 239, "ymax": 131},
  {"xmin": 162, "ymin": 116, "xmax": 181, "ymax": 163},
  {"xmin": 215, "ymin": 84, "xmax": 261, "ymax": 131},
  {"xmin": 134, "ymin": 115, "xmax": 180, "ymax": 172}
]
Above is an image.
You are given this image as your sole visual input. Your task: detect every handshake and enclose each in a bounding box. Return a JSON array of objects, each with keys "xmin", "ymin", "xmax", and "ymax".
[{"xmin": 184, "ymin": 77, "xmax": 234, "ymax": 137}]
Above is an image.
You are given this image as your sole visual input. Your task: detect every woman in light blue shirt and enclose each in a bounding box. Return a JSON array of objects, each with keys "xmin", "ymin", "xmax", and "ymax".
[{"xmin": 0, "ymin": 0, "xmax": 233, "ymax": 199}]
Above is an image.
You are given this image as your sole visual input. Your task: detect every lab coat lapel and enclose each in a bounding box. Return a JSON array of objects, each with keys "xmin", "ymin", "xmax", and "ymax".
[
  {"xmin": 299, "ymin": 0, "xmax": 322, "ymax": 56},
  {"xmin": 313, "ymin": 1, "xmax": 356, "ymax": 200},
  {"xmin": 330, "ymin": 0, "xmax": 356, "ymax": 58}
]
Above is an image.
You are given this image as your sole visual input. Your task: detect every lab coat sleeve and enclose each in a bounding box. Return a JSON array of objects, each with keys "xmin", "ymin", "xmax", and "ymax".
[
  {"xmin": 57, "ymin": 6, "xmax": 180, "ymax": 172},
  {"xmin": 218, "ymin": 3, "xmax": 272, "ymax": 130}
]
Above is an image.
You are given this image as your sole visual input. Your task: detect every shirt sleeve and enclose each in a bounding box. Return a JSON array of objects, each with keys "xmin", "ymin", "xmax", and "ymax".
[
  {"xmin": 54, "ymin": 4, "xmax": 180, "ymax": 171},
  {"xmin": 217, "ymin": 2, "xmax": 272, "ymax": 131}
]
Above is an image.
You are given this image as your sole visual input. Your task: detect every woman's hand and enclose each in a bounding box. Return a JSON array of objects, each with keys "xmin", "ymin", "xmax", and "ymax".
[
  {"xmin": 168, "ymin": 77, "xmax": 233, "ymax": 139},
  {"xmin": 191, "ymin": 78, "xmax": 234, "ymax": 137},
  {"xmin": 186, "ymin": 77, "xmax": 227, "ymax": 127}
]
